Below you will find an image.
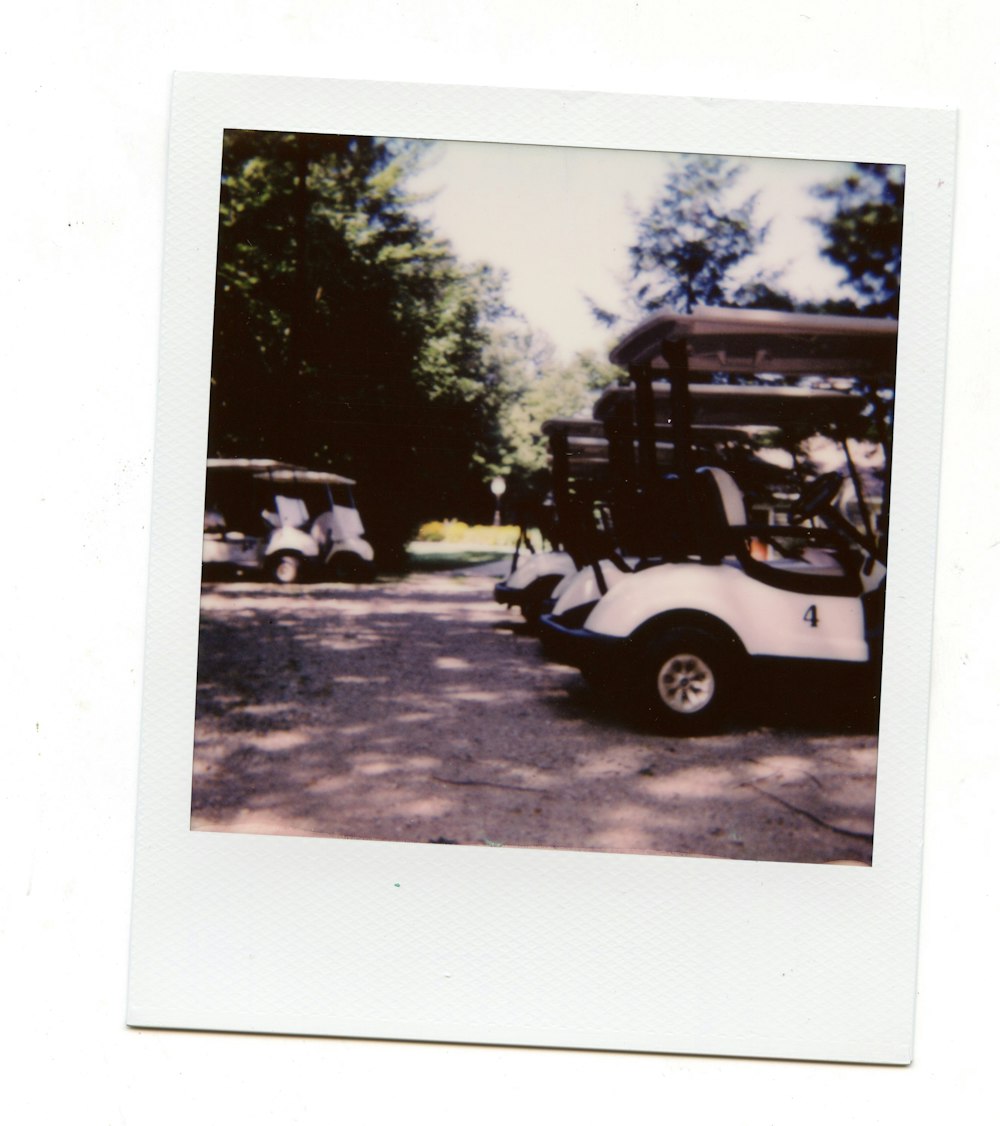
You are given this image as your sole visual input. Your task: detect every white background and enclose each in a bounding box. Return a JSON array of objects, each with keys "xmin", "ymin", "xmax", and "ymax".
[{"xmin": 5, "ymin": 3, "xmax": 995, "ymax": 1123}]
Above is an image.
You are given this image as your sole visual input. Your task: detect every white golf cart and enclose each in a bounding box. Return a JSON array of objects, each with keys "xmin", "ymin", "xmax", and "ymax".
[
  {"xmin": 493, "ymin": 417, "xmax": 635, "ymax": 624},
  {"xmin": 494, "ymin": 421, "xmax": 591, "ymax": 622},
  {"xmin": 542, "ymin": 378, "xmax": 877, "ymax": 616},
  {"xmin": 494, "ymin": 414, "xmax": 778, "ymax": 624},
  {"xmin": 539, "ymin": 307, "xmax": 896, "ymax": 732},
  {"xmin": 202, "ymin": 458, "xmax": 375, "ymax": 584}
]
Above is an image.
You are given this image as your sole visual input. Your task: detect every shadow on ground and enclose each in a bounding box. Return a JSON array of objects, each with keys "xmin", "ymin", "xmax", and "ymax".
[{"xmin": 191, "ymin": 575, "xmax": 878, "ymax": 864}]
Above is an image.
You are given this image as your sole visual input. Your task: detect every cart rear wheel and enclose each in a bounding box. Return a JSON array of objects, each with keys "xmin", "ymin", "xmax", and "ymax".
[
  {"xmin": 639, "ymin": 627, "xmax": 739, "ymax": 733},
  {"xmin": 328, "ymin": 552, "xmax": 373, "ymax": 583}
]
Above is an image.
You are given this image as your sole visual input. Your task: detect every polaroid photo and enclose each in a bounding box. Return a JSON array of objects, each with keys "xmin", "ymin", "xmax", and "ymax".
[{"xmin": 128, "ymin": 73, "xmax": 955, "ymax": 1062}]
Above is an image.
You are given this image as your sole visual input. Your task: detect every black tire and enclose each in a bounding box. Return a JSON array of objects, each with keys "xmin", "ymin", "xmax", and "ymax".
[
  {"xmin": 581, "ymin": 660, "xmax": 619, "ymax": 693},
  {"xmin": 637, "ymin": 626, "xmax": 740, "ymax": 733},
  {"xmin": 267, "ymin": 551, "xmax": 303, "ymax": 585},
  {"xmin": 328, "ymin": 552, "xmax": 374, "ymax": 583},
  {"xmin": 521, "ymin": 574, "xmax": 564, "ymax": 626}
]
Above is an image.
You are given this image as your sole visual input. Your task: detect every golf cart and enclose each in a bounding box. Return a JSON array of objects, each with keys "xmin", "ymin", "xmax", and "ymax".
[
  {"xmin": 539, "ymin": 307, "xmax": 896, "ymax": 732},
  {"xmin": 494, "ymin": 417, "xmax": 641, "ymax": 624},
  {"xmin": 542, "ymin": 379, "xmax": 879, "ymax": 617},
  {"xmin": 202, "ymin": 458, "xmax": 375, "ymax": 584},
  {"xmin": 536, "ymin": 382, "xmax": 855, "ymax": 621},
  {"xmin": 494, "ymin": 414, "xmax": 780, "ymax": 624}
]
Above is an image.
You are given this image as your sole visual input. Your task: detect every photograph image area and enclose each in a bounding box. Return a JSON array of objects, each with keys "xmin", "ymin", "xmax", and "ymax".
[{"xmin": 192, "ymin": 131, "xmax": 901, "ymax": 866}]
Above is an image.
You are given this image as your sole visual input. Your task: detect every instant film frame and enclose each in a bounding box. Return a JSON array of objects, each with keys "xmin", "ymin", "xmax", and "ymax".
[{"xmin": 128, "ymin": 73, "xmax": 955, "ymax": 1062}]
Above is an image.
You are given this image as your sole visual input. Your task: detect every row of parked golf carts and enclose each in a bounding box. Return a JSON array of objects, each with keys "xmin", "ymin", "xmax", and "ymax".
[{"xmin": 495, "ymin": 306, "xmax": 896, "ymax": 732}]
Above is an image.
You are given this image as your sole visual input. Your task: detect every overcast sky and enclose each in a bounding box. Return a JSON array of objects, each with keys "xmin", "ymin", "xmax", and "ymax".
[{"xmin": 411, "ymin": 141, "xmax": 857, "ymax": 361}]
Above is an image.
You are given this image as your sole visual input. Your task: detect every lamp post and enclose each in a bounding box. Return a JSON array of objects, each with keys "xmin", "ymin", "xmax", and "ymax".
[{"xmin": 490, "ymin": 476, "xmax": 506, "ymax": 526}]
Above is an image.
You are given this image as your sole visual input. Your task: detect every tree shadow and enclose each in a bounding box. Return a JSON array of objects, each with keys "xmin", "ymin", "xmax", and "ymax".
[{"xmin": 192, "ymin": 578, "xmax": 877, "ymax": 863}]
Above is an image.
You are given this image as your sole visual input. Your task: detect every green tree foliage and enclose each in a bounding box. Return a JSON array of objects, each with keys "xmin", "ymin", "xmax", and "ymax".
[
  {"xmin": 593, "ymin": 155, "xmax": 776, "ymax": 323},
  {"xmin": 210, "ymin": 130, "xmax": 522, "ymax": 562},
  {"xmin": 810, "ymin": 163, "xmax": 905, "ymax": 318},
  {"xmin": 488, "ymin": 338, "xmax": 626, "ymax": 523},
  {"xmin": 497, "ymin": 349, "xmax": 591, "ymax": 478}
]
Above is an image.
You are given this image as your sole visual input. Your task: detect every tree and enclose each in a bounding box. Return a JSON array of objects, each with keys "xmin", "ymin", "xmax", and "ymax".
[
  {"xmin": 599, "ymin": 155, "xmax": 775, "ymax": 321},
  {"xmin": 496, "ymin": 348, "xmax": 591, "ymax": 478},
  {"xmin": 811, "ymin": 163, "xmax": 905, "ymax": 318},
  {"xmin": 486, "ymin": 335, "xmax": 629, "ymax": 521},
  {"xmin": 210, "ymin": 130, "xmax": 528, "ymax": 562}
]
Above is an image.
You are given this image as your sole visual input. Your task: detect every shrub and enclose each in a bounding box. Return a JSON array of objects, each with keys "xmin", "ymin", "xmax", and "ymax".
[
  {"xmin": 415, "ymin": 520, "xmax": 526, "ymax": 548},
  {"xmin": 418, "ymin": 520, "xmax": 447, "ymax": 542},
  {"xmin": 442, "ymin": 519, "xmax": 470, "ymax": 542}
]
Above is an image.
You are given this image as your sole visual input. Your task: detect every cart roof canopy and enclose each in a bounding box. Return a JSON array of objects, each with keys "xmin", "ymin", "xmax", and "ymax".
[
  {"xmin": 540, "ymin": 417, "xmax": 767, "ymax": 442},
  {"xmin": 207, "ymin": 458, "xmax": 295, "ymax": 472},
  {"xmin": 541, "ymin": 416, "xmax": 785, "ymax": 481},
  {"xmin": 594, "ymin": 383, "xmax": 870, "ymax": 429},
  {"xmin": 259, "ymin": 468, "xmax": 357, "ymax": 487},
  {"xmin": 609, "ymin": 306, "xmax": 897, "ymax": 385},
  {"xmin": 205, "ymin": 459, "xmax": 356, "ymax": 487},
  {"xmin": 542, "ymin": 417, "xmax": 771, "ymax": 464}
]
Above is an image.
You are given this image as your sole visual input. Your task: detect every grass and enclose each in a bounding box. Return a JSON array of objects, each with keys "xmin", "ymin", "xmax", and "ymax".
[{"xmin": 405, "ymin": 541, "xmax": 514, "ymax": 573}]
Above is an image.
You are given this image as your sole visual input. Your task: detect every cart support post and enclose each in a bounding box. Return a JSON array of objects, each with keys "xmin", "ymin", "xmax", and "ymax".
[{"xmin": 662, "ymin": 338, "xmax": 693, "ymax": 491}]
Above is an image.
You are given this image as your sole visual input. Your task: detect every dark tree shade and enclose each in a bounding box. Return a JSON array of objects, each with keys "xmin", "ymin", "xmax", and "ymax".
[{"xmin": 209, "ymin": 130, "xmax": 521, "ymax": 563}]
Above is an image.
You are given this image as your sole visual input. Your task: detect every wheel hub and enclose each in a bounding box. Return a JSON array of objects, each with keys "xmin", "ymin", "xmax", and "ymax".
[{"xmin": 657, "ymin": 653, "xmax": 715, "ymax": 715}]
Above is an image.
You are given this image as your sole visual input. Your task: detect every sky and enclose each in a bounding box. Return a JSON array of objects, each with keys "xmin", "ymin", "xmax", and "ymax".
[{"xmin": 410, "ymin": 141, "xmax": 857, "ymax": 362}]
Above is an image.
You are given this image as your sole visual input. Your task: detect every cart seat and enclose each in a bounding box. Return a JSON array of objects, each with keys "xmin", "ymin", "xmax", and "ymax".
[{"xmin": 695, "ymin": 466, "xmax": 861, "ymax": 596}]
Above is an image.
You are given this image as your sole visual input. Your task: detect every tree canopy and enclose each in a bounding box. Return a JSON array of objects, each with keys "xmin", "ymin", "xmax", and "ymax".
[
  {"xmin": 590, "ymin": 155, "xmax": 781, "ymax": 324},
  {"xmin": 592, "ymin": 155, "xmax": 905, "ymax": 327},
  {"xmin": 811, "ymin": 163, "xmax": 904, "ymax": 318},
  {"xmin": 210, "ymin": 131, "xmax": 527, "ymax": 561}
]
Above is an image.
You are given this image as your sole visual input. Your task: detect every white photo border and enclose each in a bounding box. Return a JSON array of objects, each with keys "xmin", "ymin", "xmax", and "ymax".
[{"xmin": 127, "ymin": 73, "xmax": 956, "ymax": 1063}]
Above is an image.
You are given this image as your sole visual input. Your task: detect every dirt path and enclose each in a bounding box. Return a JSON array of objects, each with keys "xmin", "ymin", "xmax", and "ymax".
[{"xmin": 191, "ymin": 573, "xmax": 878, "ymax": 864}]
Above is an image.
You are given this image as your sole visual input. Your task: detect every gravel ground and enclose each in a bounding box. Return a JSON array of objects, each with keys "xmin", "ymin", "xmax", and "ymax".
[{"xmin": 191, "ymin": 570, "xmax": 878, "ymax": 864}]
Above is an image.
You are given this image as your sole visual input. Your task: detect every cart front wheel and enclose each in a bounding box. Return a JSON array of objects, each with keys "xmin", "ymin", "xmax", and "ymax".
[{"xmin": 268, "ymin": 551, "xmax": 303, "ymax": 585}]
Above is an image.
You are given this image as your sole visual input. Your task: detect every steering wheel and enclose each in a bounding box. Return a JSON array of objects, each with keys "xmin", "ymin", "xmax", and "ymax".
[{"xmin": 788, "ymin": 472, "xmax": 843, "ymax": 524}]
